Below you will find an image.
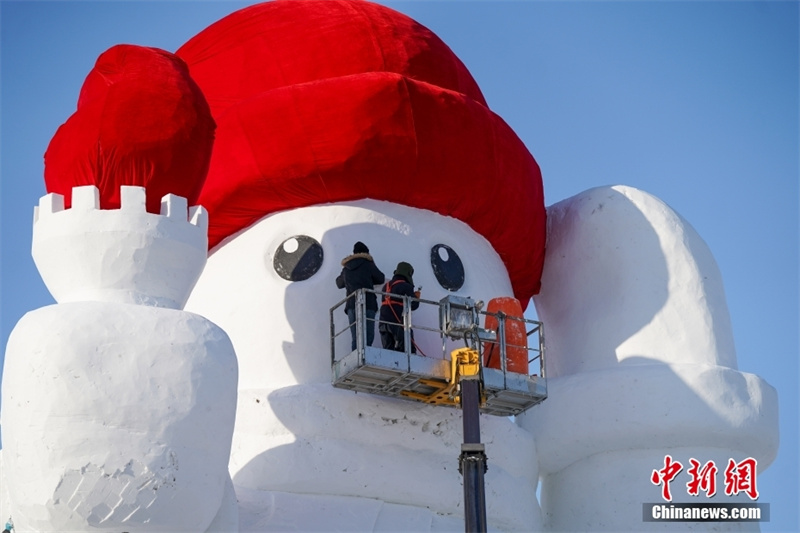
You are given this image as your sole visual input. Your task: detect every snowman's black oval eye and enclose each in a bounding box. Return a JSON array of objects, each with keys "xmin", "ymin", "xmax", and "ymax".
[
  {"xmin": 273, "ymin": 235, "xmax": 324, "ymax": 281},
  {"xmin": 431, "ymin": 244, "xmax": 464, "ymax": 291}
]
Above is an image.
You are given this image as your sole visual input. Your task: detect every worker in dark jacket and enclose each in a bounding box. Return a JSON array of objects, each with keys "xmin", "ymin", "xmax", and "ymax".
[
  {"xmin": 379, "ymin": 261, "xmax": 421, "ymax": 353},
  {"xmin": 336, "ymin": 241, "xmax": 386, "ymax": 350}
]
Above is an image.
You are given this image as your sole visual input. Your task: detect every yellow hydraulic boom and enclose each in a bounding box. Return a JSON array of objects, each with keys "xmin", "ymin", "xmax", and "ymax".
[{"xmin": 400, "ymin": 347, "xmax": 484, "ymax": 407}]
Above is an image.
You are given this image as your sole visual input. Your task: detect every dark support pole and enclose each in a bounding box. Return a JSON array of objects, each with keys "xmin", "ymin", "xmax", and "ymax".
[{"xmin": 459, "ymin": 377, "xmax": 487, "ymax": 533}]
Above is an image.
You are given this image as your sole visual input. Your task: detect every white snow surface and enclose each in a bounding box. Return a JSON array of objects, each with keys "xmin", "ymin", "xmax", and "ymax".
[
  {"xmin": 186, "ymin": 199, "xmax": 543, "ymax": 531},
  {"xmin": 533, "ymin": 185, "xmax": 738, "ymax": 374},
  {"xmin": 32, "ymin": 185, "xmax": 208, "ymax": 309},
  {"xmin": 0, "ymin": 187, "xmax": 780, "ymax": 532},
  {"xmin": 519, "ymin": 186, "xmax": 778, "ymax": 531},
  {"xmin": 2, "ymin": 304, "xmax": 238, "ymax": 533},
  {"xmin": 1, "ymin": 188, "xmax": 237, "ymax": 532}
]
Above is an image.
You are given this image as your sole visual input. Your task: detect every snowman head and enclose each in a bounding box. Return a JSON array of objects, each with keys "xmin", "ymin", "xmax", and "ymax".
[
  {"xmin": 181, "ymin": 0, "xmax": 546, "ymax": 389},
  {"xmin": 189, "ymin": 199, "xmax": 519, "ymax": 389}
]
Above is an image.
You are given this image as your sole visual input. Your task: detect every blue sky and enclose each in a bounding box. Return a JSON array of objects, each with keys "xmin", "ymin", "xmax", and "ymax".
[{"xmin": 1, "ymin": 1, "xmax": 797, "ymax": 531}]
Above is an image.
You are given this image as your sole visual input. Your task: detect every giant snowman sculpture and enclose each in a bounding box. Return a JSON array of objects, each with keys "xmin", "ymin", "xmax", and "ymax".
[{"xmin": 0, "ymin": 1, "xmax": 779, "ymax": 532}]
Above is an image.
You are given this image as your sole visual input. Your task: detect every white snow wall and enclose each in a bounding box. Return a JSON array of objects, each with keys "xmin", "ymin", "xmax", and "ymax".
[
  {"xmin": 1, "ymin": 186, "xmax": 239, "ymax": 532},
  {"xmin": 186, "ymin": 199, "xmax": 543, "ymax": 531},
  {"xmin": 518, "ymin": 186, "xmax": 779, "ymax": 532}
]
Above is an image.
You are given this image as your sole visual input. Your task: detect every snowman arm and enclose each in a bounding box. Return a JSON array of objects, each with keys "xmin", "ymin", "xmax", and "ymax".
[{"xmin": 518, "ymin": 185, "xmax": 778, "ymax": 530}]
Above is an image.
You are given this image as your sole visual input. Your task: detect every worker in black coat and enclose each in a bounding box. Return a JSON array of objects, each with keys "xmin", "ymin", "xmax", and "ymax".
[
  {"xmin": 336, "ymin": 241, "xmax": 386, "ymax": 350},
  {"xmin": 379, "ymin": 261, "xmax": 421, "ymax": 353}
]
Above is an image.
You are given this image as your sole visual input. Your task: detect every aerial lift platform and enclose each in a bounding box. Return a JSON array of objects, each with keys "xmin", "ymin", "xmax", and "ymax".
[
  {"xmin": 330, "ymin": 289, "xmax": 548, "ymax": 532},
  {"xmin": 330, "ymin": 290, "xmax": 547, "ymax": 416}
]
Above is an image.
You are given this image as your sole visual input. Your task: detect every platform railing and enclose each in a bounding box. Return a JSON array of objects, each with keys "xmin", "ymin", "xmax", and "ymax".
[{"xmin": 330, "ymin": 288, "xmax": 545, "ymax": 383}]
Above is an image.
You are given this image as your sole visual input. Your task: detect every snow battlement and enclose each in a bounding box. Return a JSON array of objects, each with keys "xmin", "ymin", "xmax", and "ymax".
[
  {"xmin": 34, "ymin": 185, "xmax": 208, "ymax": 232},
  {"xmin": 31, "ymin": 185, "xmax": 209, "ymax": 309}
]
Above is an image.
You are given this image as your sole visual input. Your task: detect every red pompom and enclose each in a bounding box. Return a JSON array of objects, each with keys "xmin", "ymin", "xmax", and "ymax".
[{"xmin": 44, "ymin": 44, "xmax": 215, "ymax": 213}]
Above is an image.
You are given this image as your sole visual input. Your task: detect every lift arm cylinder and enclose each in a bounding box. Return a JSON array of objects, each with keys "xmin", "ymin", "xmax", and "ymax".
[{"xmin": 459, "ymin": 377, "xmax": 487, "ymax": 533}]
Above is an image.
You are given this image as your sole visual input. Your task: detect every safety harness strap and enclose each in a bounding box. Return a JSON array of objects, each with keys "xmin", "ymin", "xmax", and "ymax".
[{"xmin": 381, "ymin": 280, "xmax": 406, "ymax": 307}]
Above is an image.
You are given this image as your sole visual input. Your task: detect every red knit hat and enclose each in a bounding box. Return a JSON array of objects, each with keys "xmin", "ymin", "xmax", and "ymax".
[{"xmin": 177, "ymin": 0, "xmax": 546, "ymax": 303}]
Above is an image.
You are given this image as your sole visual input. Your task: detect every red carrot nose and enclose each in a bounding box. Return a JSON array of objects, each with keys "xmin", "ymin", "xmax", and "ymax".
[{"xmin": 44, "ymin": 44, "xmax": 215, "ymax": 213}]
